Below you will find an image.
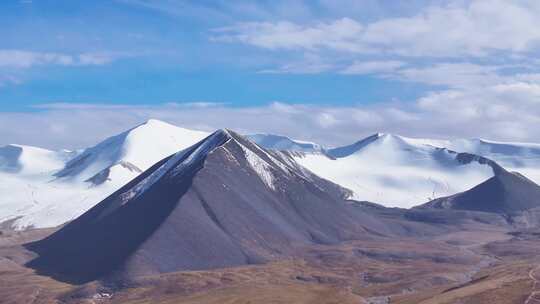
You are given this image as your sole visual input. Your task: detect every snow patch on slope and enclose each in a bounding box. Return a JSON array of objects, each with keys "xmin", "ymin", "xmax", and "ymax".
[
  {"xmin": 102, "ymin": 129, "xmax": 233, "ymax": 217},
  {"xmin": 241, "ymin": 146, "xmax": 277, "ymax": 190}
]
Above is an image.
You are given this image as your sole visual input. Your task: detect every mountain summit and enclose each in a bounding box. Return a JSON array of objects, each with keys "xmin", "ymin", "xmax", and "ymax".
[
  {"xmin": 55, "ymin": 119, "xmax": 209, "ymax": 184},
  {"xmin": 26, "ymin": 130, "xmax": 386, "ymax": 283},
  {"xmin": 421, "ymin": 169, "xmax": 540, "ymax": 216}
]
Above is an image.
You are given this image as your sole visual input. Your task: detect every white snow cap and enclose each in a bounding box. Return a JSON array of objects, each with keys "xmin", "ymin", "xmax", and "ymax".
[{"xmin": 0, "ymin": 119, "xmax": 210, "ymax": 230}]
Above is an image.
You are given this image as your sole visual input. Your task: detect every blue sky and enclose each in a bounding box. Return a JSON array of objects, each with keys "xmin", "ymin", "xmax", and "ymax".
[
  {"xmin": 2, "ymin": 0, "xmax": 540, "ymax": 148},
  {"xmin": 0, "ymin": 0, "xmax": 430, "ymax": 110}
]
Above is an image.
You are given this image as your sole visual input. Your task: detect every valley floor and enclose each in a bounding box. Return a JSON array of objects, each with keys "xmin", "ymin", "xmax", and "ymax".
[{"xmin": 1, "ymin": 225, "xmax": 539, "ymax": 304}]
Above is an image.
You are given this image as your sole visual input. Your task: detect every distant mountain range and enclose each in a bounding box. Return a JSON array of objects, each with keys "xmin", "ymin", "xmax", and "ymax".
[
  {"xmin": 251, "ymin": 133, "xmax": 540, "ymax": 184},
  {"xmin": 2, "ymin": 119, "xmax": 540, "ymax": 229},
  {"xmin": 25, "ymin": 129, "xmax": 540, "ymax": 285},
  {"xmin": 252, "ymin": 133, "xmax": 540, "ymax": 207}
]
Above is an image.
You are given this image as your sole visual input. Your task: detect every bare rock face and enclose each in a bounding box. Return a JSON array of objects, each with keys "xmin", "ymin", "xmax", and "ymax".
[
  {"xmin": 25, "ymin": 130, "xmax": 388, "ymax": 284},
  {"xmin": 420, "ymin": 169, "xmax": 540, "ymax": 223}
]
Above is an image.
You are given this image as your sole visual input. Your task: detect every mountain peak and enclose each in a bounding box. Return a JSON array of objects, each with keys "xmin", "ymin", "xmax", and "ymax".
[
  {"xmin": 138, "ymin": 118, "xmax": 178, "ymax": 129},
  {"xmin": 327, "ymin": 133, "xmax": 454, "ymax": 158},
  {"xmin": 246, "ymin": 133, "xmax": 323, "ymax": 153},
  {"xmin": 143, "ymin": 118, "xmax": 167, "ymax": 125},
  {"xmin": 133, "ymin": 118, "xmax": 193, "ymax": 133},
  {"xmin": 326, "ymin": 133, "xmax": 382, "ymax": 158},
  {"xmin": 216, "ymin": 128, "xmax": 233, "ymax": 137},
  {"xmin": 54, "ymin": 121, "xmax": 209, "ymax": 182},
  {"xmin": 420, "ymin": 169, "xmax": 540, "ymax": 216}
]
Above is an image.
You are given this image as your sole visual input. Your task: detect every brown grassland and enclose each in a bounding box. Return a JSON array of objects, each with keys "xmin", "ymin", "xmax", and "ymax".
[{"xmin": 1, "ymin": 225, "xmax": 539, "ymax": 304}]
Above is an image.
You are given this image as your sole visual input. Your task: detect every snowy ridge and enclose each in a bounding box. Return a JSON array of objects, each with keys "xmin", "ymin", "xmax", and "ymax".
[
  {"xmin": 244, "ymin": 137, "xmax": 293, "ymax": 174},
  {"xmin": 443, "ymin": 138, "xmax": 540, "ymax": 183},
  {"xmin": 293, "ymin": 133, "xmax": 497, "ymax": 208},
  {"xmin": 238, "ymin": 133, "xmax": 321, "ymax": 190},
  {"xmin": 241, "ymin": 146, "xmax": 277, "ymax": 190},
  {"xmin": 246, "ymin": 133, "xmax": 323, "ymax": 153},
  {"xmin": 4, "ymin": 122, "xmax": 540, "ymax": 229},
  {"xmin": 0, "ymin": 119, "xmax": 210, "ymax": 230},
  {"xmin": 327, "ymin": 133, "xmax": 449, "ymax": 158},
  {"xmin": 264, "ymin": 132, "xmax": 540, "ymax": 208},
  {"xmin": 99, "ymin": 130, "xmax": 231, "ymax": 218},
  {"xmin": 326, "ymin": 133, "xmax": 540, "ymax": 186}
]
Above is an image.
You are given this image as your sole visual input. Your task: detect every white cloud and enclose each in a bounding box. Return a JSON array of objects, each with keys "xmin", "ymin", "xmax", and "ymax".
[
  {"xmin": 393, "ymin": 63, "xmax": 504, "ymax": 88},
  {"xmin": 163, "ymin": 102, "xmax": 227, "ymax": 108},
  {"xmin": 214, "ymin": 1, "xmax": 540, "ymax": 58},
  {"xmin": 360, "ymin": 1, "xmax": 540, "ymax": 57},
  {"xmin": 317, "ymin": 112, "xmax": 338, "ymax": 128},
  {"xmin": 3, "ymin": 1, "xmax": 540, "ymax": 149},
  {"xmin": 77, "ymin": 53, "xmax": 114, "ymax": 65},
  {"xmin": 0, "ymin": 75, "xmax": 21, "ymax": 87},
  {"xmin": 258, "ymin": 52, "xmax": 336, "ymax": 74},
  {"xmin": 213, "ymin": 18, "xmax": 367, "ymax": 53},
  {"xmin": 341, "ymin": 60, "xmax": 406, "ymax": 74},
  {"xmin": 0, "ymin": 50, "xmax": 71, "ymax": 68},
  {"xmin": 0, "ymin": 50, "xmax": 116, "ymax": 68},
  {"xmin": 4, "ymin": 79, "xmax": 540, "ymax": 150}
]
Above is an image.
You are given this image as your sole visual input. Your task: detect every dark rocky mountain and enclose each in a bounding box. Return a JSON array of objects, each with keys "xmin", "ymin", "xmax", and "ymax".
[
  {"xmin": 420, "ymin": 168, "xmax": 540, "ymax": 219},
  {"xmin": 25, "ymin": 130, "xmax": 394, "ymax": 284}
]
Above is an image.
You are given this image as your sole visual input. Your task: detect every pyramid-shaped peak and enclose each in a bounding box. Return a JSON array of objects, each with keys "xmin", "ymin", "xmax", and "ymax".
[
  {"xmin": 197, "ymin": 128, "xmax": 234, "ymax": 147},
  {"xmin": 420, "ymin": 170, "xmax": 540, "ymax": 215}
]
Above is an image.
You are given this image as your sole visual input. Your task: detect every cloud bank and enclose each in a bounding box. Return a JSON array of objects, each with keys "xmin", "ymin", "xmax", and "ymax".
[
  {"xmin": 2, "ymin": 96, "xmax": 540, "ymax": 150},
  {"xmin": 213, "ymin": 1, "xmax": 540, "ymax": 58}
]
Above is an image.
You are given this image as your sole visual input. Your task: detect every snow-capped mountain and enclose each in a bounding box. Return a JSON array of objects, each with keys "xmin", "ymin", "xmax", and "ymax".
[
  {"xmin": 253, "ymin": 132, "xmax": 540, "ymax": 208},
  {"xmin": 290, "ymin": 133, "xmax": 499, "ymax": 208},
  {"xmin": 442, "ymin": 138, "xmax": 540, "ymax": 184},
  {"xmin": 26, "ymin": 130, "xmax": 387, "ymax": 283},
  {"xmin": 55, "ymin": 119, "xmax": 209, "ymax": 184},
  {"xmin": 326, "ymin": 133, "xmax": 448, "ymax": 158},
  {"xmin": 246, "ymin": 133, "xmax": 324, "ymax": 152},
  {"xmin": 0, "ymin": 119, "xmax": 209, "ymax": 230},
  {"xmin": 5, "ymin": 120, "xmax": 540, "ymax": 229}
]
